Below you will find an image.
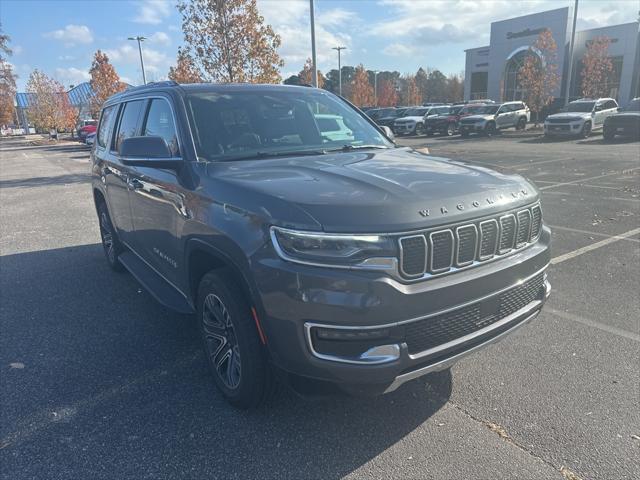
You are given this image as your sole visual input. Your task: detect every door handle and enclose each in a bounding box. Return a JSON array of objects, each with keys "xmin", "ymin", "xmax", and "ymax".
[{"xmin": 128, "ymin": 178, "xmax": 143, "ymax": 190}]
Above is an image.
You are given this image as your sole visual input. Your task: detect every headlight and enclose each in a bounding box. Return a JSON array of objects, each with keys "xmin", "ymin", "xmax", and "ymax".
[{"xmin": 270, "ymin": 227, "xmax": 397, "ymax": 268}]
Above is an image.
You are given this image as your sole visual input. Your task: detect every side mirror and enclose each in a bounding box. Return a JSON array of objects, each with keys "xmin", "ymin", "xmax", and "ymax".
[
  {"xmin": 380, "ymin": 125, "xmax": 395, "ymax": 141},
  {"xmin": 120, "ymin": 136, "xmax": 183, "ymax": 169}
]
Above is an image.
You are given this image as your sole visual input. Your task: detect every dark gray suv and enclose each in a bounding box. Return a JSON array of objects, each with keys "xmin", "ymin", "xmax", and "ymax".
[{"xmin": 91, "ymin": 82, "xmax": 551, "ymax": 408}]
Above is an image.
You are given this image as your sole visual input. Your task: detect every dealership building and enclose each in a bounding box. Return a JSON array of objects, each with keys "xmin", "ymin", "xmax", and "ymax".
[{"xmin": 464, "ymin": 7, "xmax": 640, "ymax": 106}]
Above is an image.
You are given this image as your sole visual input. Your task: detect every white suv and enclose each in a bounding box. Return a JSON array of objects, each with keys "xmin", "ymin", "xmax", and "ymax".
[
  {"xmin": 458, "ymin": 101, "xmax": 530, "ymax": 136},
  {"xmin": 544, "ymin": 98, "xmax": 618, "ymax": 138}
]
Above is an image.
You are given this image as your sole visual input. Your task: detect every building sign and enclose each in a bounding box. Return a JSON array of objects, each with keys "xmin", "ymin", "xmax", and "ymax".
[{"xmin": 506, "ymin": 27, "xmax": 547, "ymax": 39}]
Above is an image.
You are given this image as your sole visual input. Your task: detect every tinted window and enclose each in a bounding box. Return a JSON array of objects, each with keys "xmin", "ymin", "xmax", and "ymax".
[
  {"xmin": 513, "ymin": 103, "xmax": 525, "ymax": 111},
  {"xmin": 186, "ymin": 89, "xmax": 391, "ymax": 161},
  {"xmin": 437, "ymin": 107, "xmax": 450, "ymax": 114},
  {"xmin": 603, "ymin": 100, "xmax": 617, "ymax": 110},
  {"xmin": 144, "ymin": 99, "xmax": 179, "ymax": 156},
  {"xmin": 115, "ymin": 100, "xmax": 145, "ymax": 153},
  {"xmin": 97, "ymin": 105, "xmax": 116, "ymax": 148}
]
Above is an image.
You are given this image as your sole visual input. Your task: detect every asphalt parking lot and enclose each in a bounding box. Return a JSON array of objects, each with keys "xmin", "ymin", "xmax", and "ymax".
[{"xmin": 1, "ymin": 131, "xmax": 639, "ymax": 480}]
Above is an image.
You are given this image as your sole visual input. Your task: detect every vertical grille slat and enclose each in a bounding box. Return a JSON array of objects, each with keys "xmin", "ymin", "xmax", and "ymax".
[
  {"xmin": 399, "ymin": 235, "xmax": 427, "ymax": 277},
  {"xmin": 516, "ymin": 209, "xmax": 532, "ymax": 247},
  {"xmin": 530, "ymin": 205, "xmax": 542, "ymax": 240},
  {"xmin": 429, "ymin": 231, "xmax": 454, "ymax": 272},
  {"xmin": 479, "ymin": 220, "xmax": 498, "ymax": 259},
  {"xmin": 456, "ymin": 225, "xmax": 477, "ymax": 266},
  {"xmin": 499, "ymin": 214, "xmax": 516, "ymax": 253},
  {"xmin": 395, "ymin": 203, "xmax": 542, "ymax": 280}
]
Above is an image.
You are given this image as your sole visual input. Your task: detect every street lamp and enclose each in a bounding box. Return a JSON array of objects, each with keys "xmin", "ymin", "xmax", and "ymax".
[
  {"xmin": 309, "ymin": 0, "xmax": 318, "ymax": 87},
  {"xmin": 373, "ymin": 70, "xmax": 380, "ymax": 106},
  {"xmin": 332, "ymin": 46, "xmax": 346, "ymax": 96},
  {"xmin": 128, "ymin": 36, "xmax": 147, "ymax": 85}
]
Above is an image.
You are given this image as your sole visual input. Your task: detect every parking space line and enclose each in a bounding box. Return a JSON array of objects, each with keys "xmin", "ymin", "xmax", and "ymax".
[
  {"xmin": 549, "ymin": 225, "xmax": 640, "ymax": 243},
  {"xmin": 539, "ymin": 167, "xmax": 640, "ymax": 191},
  {"xmin": 551, "ymin": 227, "xmax": 640, "ymax": 264},
  {"xmin": 547, "ymin": 308, "xmax": 640, "ymax": 342},
  {"xmin": 542, "ymin": 190, "xmax": 640, "ymax": 203}
]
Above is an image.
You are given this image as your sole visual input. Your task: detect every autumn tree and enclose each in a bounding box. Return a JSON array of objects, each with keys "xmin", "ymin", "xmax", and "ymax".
[
  {"xmin": 404, "ymin": 75, "xmax": 422, "ymax": 106},
  {"xmin": 377, "ymin": 79, "xmax": 398, "ymax": 107},
  {"xmin": 178, "ymin": 0, "xmax": 283, "ymax": 84},
  {"xmin": 581, "ymin": 36, "xmax": 614, "ymax": 99},
  {"xmin": 350, "ymin": 64, "xmax": 374, "ymax": 106},
  {"xmin": 0, "ymin": 23, "xmax": 16, "ymax": 126},
  {"xmin": 89, "ymin": 50, "xmax": 126, "ymax": 116},
  {"xmin": 298, "ymin": 58, "xmax": 324, "ymax": 88},
  {"xmin": 26, "ymin": 70, "xmax": 77, "ymax": 132},
  {"xmin": 446, "ymin": 73, "xmax": 464, "ymax": 103},
  {"xmin": 168, "ymin": 47, "xmax": 203, "ymax": 83},
  {"xmin": 518, "ymin": 29, "xmax": 560, "ymax": 125}
]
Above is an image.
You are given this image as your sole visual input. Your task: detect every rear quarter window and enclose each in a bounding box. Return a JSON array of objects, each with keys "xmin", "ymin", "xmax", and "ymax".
[{"xmin": 97, "ymin": 105, "xmax": 117, "ymax": 148}]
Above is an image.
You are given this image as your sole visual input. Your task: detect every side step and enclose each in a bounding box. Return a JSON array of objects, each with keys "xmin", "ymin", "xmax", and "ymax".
[{"xmin": 118, "ymin": 251, "xmax": 195, "ymax": 314}]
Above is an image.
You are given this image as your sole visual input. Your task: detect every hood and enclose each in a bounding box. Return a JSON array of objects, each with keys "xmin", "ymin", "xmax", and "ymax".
[
  {"xmin": 395, "ymin": 116, "xmax": 424, "ymax": 123},
  {"xmin": 200, "ymin": 147, "xmax": 538, "ymax": 233},
  {"xmin": 461, "ymin": 114, "xmax": 493, "ymax": 121},
  {"xmin": 546, "ymin": 112, "xmax": 591, "ymax": 120}
]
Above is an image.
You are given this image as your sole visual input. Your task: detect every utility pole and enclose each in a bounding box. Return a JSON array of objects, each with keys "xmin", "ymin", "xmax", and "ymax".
[
  {"xmin": 309, "ymin": 0, "xmax": 318, "ymax": 87},
  {"xmin": 332, "ymin": 46, "xmax": 346, "ymax": 96},
  {"xmin": 128, "ymin": 36, "xmax": 147, "ymax": 85},
  {"xmin": 373, "ymin": 70, "xmax": 380, "ymax": 106},
  {"xmin": 564, "ymin": 0, "xmax": 578, "ymax": 105}
]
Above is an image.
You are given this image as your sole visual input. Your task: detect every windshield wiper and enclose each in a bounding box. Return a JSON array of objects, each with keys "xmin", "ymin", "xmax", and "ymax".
[
  {"xmin": 217, "ymin": 149, "xmax": 328, "ymax": 162},
  {"xmin": 326, "ymin": 144, "xmax": 390, "ymax": 152}
]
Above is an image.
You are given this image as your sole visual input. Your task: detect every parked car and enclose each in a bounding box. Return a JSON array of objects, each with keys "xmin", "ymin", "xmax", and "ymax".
[
  {"xmin": 544, "ymin": 98, "xmax": 618, "ymax": 138},
  {"xmin": 393, "ymin": 105, "xmax": 449, "ymax": 136},
  {"xmin": 603, "ymin": 98, "xmax": 639, "ymax": 141},
  {"xmin": 78, "ymin": 124, "xmax": 97, "ymax": 141},
  {"xmin": 458, "ymin": 102, "xmax": 530, "ymax": 137},
  {"xmin": 425, "ymin": 105, "xmax": 466, "ymax": 136},
  {"xmin": 375, "ymin": 108, "xmax": 406, "ymax": 129},
  {"xmin": 92, "ymin": 82, "xmax": 550, "ymax": 408}
]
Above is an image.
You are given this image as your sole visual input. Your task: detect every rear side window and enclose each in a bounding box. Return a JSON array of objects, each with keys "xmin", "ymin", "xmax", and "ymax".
[
  {"xmin": 97, "ymin": 105, "xmax": 116, "ymax": 148},
  {"xmin": 143, "ymin": 99, "xmax": 179, "ymax": 157},
  {"xmin": 603, "ymin": 100, "xmax": 617, "ymax": 109},
  {"xmin": 114, "ymin": 100, "xmax": 145, "ymax": 153}
]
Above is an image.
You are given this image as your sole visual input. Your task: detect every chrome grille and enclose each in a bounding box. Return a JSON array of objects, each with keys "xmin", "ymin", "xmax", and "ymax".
[{"xmin": 398, "ymin": 203, "xmax": 543, "ymax": 280}]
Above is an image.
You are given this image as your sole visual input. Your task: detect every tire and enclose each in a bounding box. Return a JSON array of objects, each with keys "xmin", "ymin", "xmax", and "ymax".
[
  {"xmin": 516, "ymin": 117, "xmax": 526, "ymax": 130},
  {"xmin": 197, "ymin": 270, "xmax": 272, "ymax": 409},
  {"xmin": 581, "ymin": 122, "xmax": 591, "ymax": 139},
  {"xmin": 97, "ymin": 201, "xmax": 125, "ymax": 272},
  {"xmin": 446, "ymin": 123, "xmax": 456, "ymax": 136},
  {"xmin": 484, "ymin": 122, "xmax": 496, "ymax": 136},
  {"xmin": 603, "ymin": 127, "xmax": 615, "ymax": 141},
  {"xmin": 414, "ymin": 123, "xmax": 425, "ymax": 136},
  {"xmin": 460, "ymin": 130, "xmax": 469, "ymax": 138}
]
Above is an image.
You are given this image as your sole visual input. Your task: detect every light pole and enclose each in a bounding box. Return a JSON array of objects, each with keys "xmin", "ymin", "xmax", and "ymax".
[
  {"xmin": 332, "ymin": 46, "xmax": 346, "ymax": 96},
  {"xmin": 373, "ymin": 70, "xmax": 380, "ymax": 106},
  {"xmin": 309, "ymin": 0, "xmax": 318, "ymax": 87},
  {"xmin": 128, "ymin": 36, "xmax": 147, "ymax": 85},
  {"xmin": 564, "ymin": 0, "xmax": 578, "ymax": 106}
]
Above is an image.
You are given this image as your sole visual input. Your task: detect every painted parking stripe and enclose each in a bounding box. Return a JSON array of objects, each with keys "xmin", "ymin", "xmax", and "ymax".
[
  {"xmin": 549, "ymin": 225, "xmax": 640, "ymax": 243},
  {"xmin": 539, "ymin": 167, "xmax": 640, "ymax": 191},
  {"xmin": 547, "ymin": 308, "xmax": 640, "ymax": 342},
  {"xmin": 551, "ymin": 227, "xmax": 640, "ymax": 264}
]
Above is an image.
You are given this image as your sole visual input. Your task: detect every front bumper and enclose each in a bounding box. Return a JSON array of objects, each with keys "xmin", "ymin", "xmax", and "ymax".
[
  {"xmin": 604, "ymin": 123, "xmax": 640, "ymax": 137},
  {"xmin": 394, "ymin": 123, "xmax": 416, "ymax": 135},
  {"xmin": 459, "ymin": 122, "xmax": 485, "ymax": 133},
  {"xmin": 253, "ymin": 227, "xmax": 551, "ymax": 394},
  {"xmin": 544, "ymin": 121, "xmax": 584, "ymax": 136}
]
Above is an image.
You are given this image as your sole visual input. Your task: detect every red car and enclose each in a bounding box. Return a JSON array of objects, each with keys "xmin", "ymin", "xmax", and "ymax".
[{"xmin": 77, "ymin": 122, "xmax": 97, "ymax": 141}]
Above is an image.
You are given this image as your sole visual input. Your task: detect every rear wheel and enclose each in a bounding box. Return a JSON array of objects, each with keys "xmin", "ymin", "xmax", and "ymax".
[
  {"xmin": 581, "ymin": 122, "xmax": 592, "ymax": 138},
  {"xmin": 198, "ymin": 271, "xmax": 272, "ymax": 409},
  {"xmin": 414, "ymin": 123, "xmax": 425, "ymax": 136},
  {"xmin": 460, "ymin": 130, "xmax": 469, "ymax": 138},
  {"xmin": 603, "ymin": 127, "xmax": 615, "ymax": 141},
  {"xmin": 97, "ymin": 202, "xmax": 125, "ymax": 272},
  {"xmin": 484, "ymin": 122, "xmax": 496, "ymax": 136},
  {"xmin": 446, "ymin": 123, "xmax": 456, "ymax": 136}
]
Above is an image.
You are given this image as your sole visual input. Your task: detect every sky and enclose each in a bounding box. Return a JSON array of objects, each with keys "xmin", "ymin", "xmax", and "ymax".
[{"xmin": 2, "ymin": 0, "xmax": 638, "ymax": 91}]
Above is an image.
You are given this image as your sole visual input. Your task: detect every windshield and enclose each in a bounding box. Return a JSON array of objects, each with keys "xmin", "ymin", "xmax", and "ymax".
[
  {"xmin": 475, "ymin": 105, "xmax": 499, "ymax": 114},
  {"xmin": 623, "ymin": 99, "xmax": 640, "ymax": 112},
  {"xmin": 377, "ymin": 108, "xmax": 397, "ymax": 117},
  {"xmin": 186, "ymin": 89, "xmax": 392, "ymax": 161},
  {"xmin": 563, "ymin": 102, "xmax": 595, "ymax": 113},
  {"xmin": 450, "ymin": 106, "xmax": 463, "ymax": 115},
  {"xmin": 404, "ymin": 108, "xmax": 429, "ymax": 116}
]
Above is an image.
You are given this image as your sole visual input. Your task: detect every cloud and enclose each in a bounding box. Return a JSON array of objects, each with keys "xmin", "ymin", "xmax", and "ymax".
[
  {"xmin": 54, "ymin": 67, "xmax": 91, "ymax": 87},
  {"xmin": 258, "ymin": 0, "xmax": 358, "ymax": 73},
  {"xmin": 133, "ymin": 0, "xmax": 172, "ymax": 25},
  {"xmin": 12, "ymin": 45, "xmax": 23, "ymax": 55},
  {"xmin": 44, "ymin": 25, "xmax": 94, "ymax": 46},
  {"xmin": 382, "ymin": 43, "xmax": 419, "ymax": 57},
  {"xmin": 58, "ymin": 55, "xmax": 76, "ymax": 61},
  {"xmin": 105, "ymin": 43, "xmax": 171, "ymax": 82},
  {"xmin": 148, "ymin": 31, "xmax": 171, "ymax": 46}
]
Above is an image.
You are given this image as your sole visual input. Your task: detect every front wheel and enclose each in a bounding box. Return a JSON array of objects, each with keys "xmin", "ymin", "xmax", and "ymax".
[
  {"xmin": 516, "ymin": 117, "xmax": 526, "ymax": 130},
  {"xmin": 460, "ymin": 130, "xmax": 469, "ymax": 138},
  {"xmin": 446, "ymin": 123, "xmax": 456, "ymax": 136},
  {"xmin": 603, "ymin": 127, "xmax": 615, "ymax": 141},
  {"xmin": 98, "ymin": 202, "xmax": 125, "ymax": 272},
  {"xmin": 198, "ymin": 271, "xmax": 272, "ymax": 409},
  {"xmin": 484, "ymin": 122, "xmax": 496, "ymax": 136},
  {"xmin": 414, "ymin": 123, "xmax": 425, "ymax": 136},
  {"xmin": 581, "ymin": 122, "xmax": 592, "ymax": 138}
]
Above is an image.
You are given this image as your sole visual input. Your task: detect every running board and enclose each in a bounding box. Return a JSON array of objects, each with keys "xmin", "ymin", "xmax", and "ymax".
[{"xmin": 118, "ymin": 251, "xmax": 195, "ymax": 314}]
